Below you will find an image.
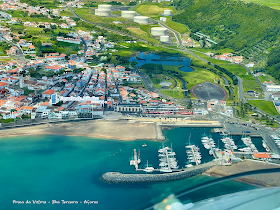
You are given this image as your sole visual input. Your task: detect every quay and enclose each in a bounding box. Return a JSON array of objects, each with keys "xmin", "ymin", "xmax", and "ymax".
[{"xmin": 102, "ymin": 161, "xmax": 218, "ymax": 184}]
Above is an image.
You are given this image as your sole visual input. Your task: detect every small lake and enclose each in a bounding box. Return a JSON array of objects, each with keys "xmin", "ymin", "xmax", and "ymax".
[{"xmin": 130, "ymin": 52, "xmax": 193, "ymax": 72}]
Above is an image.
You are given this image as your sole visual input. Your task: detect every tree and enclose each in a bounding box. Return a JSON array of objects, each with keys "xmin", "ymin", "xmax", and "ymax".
[
  {"xmin": 43, "ymin": 28, "xmax": 50, "ymax": 33},
  {"xmin": 187, "ymin": 100, "xmax": 193, "ymax": 109},
  {"xmin": 50, "ymin": 25, "xmax": 57, "ymax": 29}
]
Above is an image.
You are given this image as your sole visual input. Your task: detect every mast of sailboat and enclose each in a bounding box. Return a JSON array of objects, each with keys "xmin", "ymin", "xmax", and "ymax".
[{"xmin": 189, "ymin": 133, "xmax": 192, "ymax": 145}]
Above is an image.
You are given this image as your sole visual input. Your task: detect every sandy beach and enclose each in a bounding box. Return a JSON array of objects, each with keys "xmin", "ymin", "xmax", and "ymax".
[
  {"xmin": 0, "ymin": 119, "xmax": 157, "ymax": 141},
  {"xmin": 205, "ymin": 160, "xmax": 280, "ymax": 187}
]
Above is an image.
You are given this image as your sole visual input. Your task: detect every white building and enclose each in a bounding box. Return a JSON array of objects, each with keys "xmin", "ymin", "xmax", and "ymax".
[{"xmin": 266, "ymin": 85, "xmax": 280, "ymax": 92}]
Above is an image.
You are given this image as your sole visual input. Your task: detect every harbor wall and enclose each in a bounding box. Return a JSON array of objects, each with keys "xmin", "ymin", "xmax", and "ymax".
[
  {"xmin": 101, "ymin": 161, "xmax": 217, "ymax": 184},
  {"xmin": 156, "ymin": 123, "xmax": 165, "ymax": 141}
]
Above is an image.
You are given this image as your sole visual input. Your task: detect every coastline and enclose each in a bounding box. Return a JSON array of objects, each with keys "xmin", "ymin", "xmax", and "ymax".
[
  {"xmin": 204, "ymin": 160, "xmax": 280, "ymax": 187},
  {"xmin": 0, "ymin": 119, "xmax": 157, "ymax": 141}
]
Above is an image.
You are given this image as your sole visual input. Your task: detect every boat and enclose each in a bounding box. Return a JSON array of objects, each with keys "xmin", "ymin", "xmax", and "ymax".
[
  {"xmin": 129, "ymin": 150, "xmax": 141, "ymax": 165},
  {"xmin": 209, "ymin": 150, "xmax": 213, "ymax": 155},
  {"xmin": 160, "ymin": 167, "xmax": 172, "ymax": 173},
  {"xmin": 142, "ymin": 143, "xmax": 147, "ymax": 147},
  {"xmin": 185, "ymin": 164, "xmax": 193, "ymax": 168},
  {"xmin": 204, "ymin": 144, "xmax": 210, "ymax": 149},
  {"xmin": 171, "ymin": 165, "xmax": 179, "ymax": 169},
  {"xmin": 159, "ymin": 162, "xmax": 168, "ymax": 167},
  {"xmin": 144, "ymin": 160, "xmax": 154, "ymax": 172}
]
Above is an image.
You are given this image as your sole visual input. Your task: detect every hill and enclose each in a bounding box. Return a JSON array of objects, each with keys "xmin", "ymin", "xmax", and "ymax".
[{"xmin": 173, "ymin": 0, "xmax": 280, "ymax": 50}]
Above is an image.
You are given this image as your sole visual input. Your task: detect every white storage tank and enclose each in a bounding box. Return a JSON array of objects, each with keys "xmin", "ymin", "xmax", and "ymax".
[
  {"xmin": 134, "ymin": 16, "xmax": 149, "ymax": 24},
  {"xmin": 98, "ymin": 4, "xmax": 112, "ymax": 10},
  {"xmin": 121, "ymin": 11, "xmax": 137, "ymax": 18},
  {"xmin": 160, "ymin": 35, "xmax": 169, "ymax": 42},
  {"xmin": 160, "ymin": 17, "xmax": 167, "ymax": 22},
  {"xmin": 95, "ymin": 9, "xmax": 111, "ymax": 17},
  {"xmin": 151, "ymin": 27, "xmax": 167, "ymax": 36},
  {"xmin": 164, "ymin": 10, "xmax": 172, "ymax": 16}
]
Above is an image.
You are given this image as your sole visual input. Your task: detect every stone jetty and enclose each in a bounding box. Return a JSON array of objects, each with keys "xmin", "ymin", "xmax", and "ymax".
[{"xmin": 101, "ymin": 161, "xmax": 217, "ymax": 184}]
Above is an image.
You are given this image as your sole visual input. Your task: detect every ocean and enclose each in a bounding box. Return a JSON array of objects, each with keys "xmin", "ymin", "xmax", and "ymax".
[{"xmin": 0, "ymin": 127, "xmax": 256, "ymax": 210}]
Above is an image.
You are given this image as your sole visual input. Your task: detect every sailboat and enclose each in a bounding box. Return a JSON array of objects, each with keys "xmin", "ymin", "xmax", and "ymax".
[{"xmin": 144, "ymin": 160, "xmax": 154, "ymax": 172}]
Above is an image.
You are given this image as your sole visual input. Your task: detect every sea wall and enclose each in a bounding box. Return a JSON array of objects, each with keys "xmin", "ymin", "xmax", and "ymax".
[{"xmin": 101, "ymin": 161, "xmax": 217, "ymax": 184}]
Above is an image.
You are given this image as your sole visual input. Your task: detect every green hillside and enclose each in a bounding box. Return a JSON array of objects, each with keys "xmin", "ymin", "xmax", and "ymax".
[
  {"xmin": 173, "ymin": 0, "xmax": 280, "ymax": 50},
  {"xmin": 266, "ymin": 46, "xmax": 280, "ymax": 81}
]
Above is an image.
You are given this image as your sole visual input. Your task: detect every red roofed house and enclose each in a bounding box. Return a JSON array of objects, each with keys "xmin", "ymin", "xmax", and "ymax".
[
  {"xmin": 0, "ymin": 82, "xmax": 9, "ymax": 89},
  {"xmin": 42, "ymin": 89, "xmax": 55, "ymax": 99}
]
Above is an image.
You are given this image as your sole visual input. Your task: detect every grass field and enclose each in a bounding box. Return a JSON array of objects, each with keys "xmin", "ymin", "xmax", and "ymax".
[
  {"xmin": 243, "ymin": 80, "xmax": 263, "ymax": 93},
  {"xmin": 258, "ymin": 75, "xmax": 271, "ymax": 83},
  {"xmin": 136, "ymin": 3, "xmax": 176, "ymax": 17},
  {"xmin": 192, "ymin": 47, "xmax": 234, "ymax": 54},
  {"xmin": 126, "ymin": 27, "xmax": 146, "ymax": 35},
  {"xmin": 222, "ymin": 64, "xmax": 255, "ymax": 80},
  {"xmin": 191, "ymin": 51, "xmax": 231, "ymax": 65},
  {"xmin": 60, "ymin": 9, "xmax": 75, "ymax": 17},
  {"xmin": 248, "ymin": 100, "xmax": 279, "ymax": 115},
  {"xmin": 165, "ymin": 17, "xmax": 189, "ymax": 34},
  {"xmin": 241, "ymin": 0, "xmax": 280, "ymax": 10},
  {"xmin": 161, "ymin": 90, "xmax": 184, "ymax": 98},
  {"xmin": 25, "ymin": 27, "xmax": 43, "ymax": 35}
]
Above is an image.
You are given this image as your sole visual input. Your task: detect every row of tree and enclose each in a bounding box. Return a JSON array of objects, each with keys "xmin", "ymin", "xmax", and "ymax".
[{"xmin": 213, "ymin": 65, "xmax": 238, "ymax": 85}]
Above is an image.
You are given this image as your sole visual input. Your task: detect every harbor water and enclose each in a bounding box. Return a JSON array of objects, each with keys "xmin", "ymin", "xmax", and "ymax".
[{"xmin": 0, "ymin": 127, "xmax": 257, "ymax": 210}]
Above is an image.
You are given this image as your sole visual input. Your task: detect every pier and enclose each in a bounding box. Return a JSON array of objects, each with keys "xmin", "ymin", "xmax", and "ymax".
[
  {"xmin": 165, "ymin": 149, "xmax": 172, "ymax": 170},
  {"xmin": 191, "ymin": 147, "xmax": 199, "ymax": 166},
  {"xmin": 134, "ymin": 149, "xmax": 138, "ymax": 170}
]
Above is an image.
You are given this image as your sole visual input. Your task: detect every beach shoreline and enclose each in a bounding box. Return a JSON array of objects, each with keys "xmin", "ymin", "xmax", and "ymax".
[{"xmin": 0, "ymin": 119, "xmax": 158, "ymax": 141}]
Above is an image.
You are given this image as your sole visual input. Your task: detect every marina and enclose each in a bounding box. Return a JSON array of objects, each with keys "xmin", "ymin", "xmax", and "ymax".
[{"xmin": 124, "ymin": 127, "xmax": 277, "ymax": 177}]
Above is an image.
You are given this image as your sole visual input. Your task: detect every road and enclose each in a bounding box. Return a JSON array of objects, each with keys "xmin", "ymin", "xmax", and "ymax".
[
  {"xmin": 156, "ymin": 21, "xmax": 181, "ymax": 46},
  {"xmin": 237, "ymin": 76, "xmax": 245, "ymax": 103},
  {"xmin": 130, "ymin": 66, "xmax": 171, "ymax": 99}
]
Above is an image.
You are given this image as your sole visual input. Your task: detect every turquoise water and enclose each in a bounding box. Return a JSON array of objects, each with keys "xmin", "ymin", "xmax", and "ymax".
[
  {"xmin": 0, "ymin": 128, "xmax": 256, "ymax": 210},
  {"xmin": 129, "ymin": 52, "xmax": 193, "ymax": 72}
]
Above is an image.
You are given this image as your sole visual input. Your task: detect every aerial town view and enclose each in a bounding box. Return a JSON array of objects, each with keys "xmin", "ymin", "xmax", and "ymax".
[{"xmin": 1, "ymin": 0, "xmax": 280, "ymax": 209}]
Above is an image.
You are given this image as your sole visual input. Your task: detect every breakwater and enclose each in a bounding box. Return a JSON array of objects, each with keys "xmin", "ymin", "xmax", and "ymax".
[{"xmin": 101, "ymin": 161, "xmax": 217, "ymax": 184}]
